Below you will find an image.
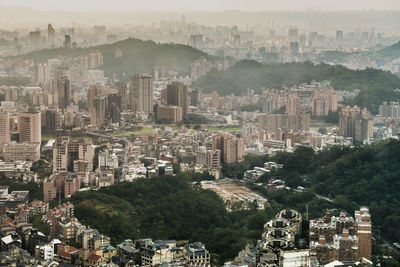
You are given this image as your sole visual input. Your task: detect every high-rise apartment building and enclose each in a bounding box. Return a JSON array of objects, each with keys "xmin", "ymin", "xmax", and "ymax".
[
  {"xmin": 157, "ymin": 106, "xmax": 183, "ymax": 123},
  {"xmin": 130, "ymin": 74, "xmax": 153, "ymax": 115},
  {"xmin": 336, "ymin": 30, "xmax": 344, "ymax": 45},
  {"xmin": 339, "ymin": 106, "xmax": 373, "ymax": 141},
  {"xmin": 34, "ymin": 63, "xmax": 51, "ymax": 85},
  {"xmin": 44, "ymin": 110, "xmax": 57, "ymax": 134},
  {"xmin": 29, "ymin": 30, "xmax": 42, "ymax": 48},
  {"xmin": 212, "ymin": 133, "xmax": 244, "ymax": 164},
  {"xmin": 355, "ymin": 207, "xmax": 372, "ymax": 261},
  {"xmin": 196, "ymin": 146, "xmax": 221, "ymax": 170},
  {"xmin": 53, "ymin": 136, "xmax": 94, "ymax": 173},
  {"xmin": 87, "ymin": 85, "xmax": 100, "ymax": 111},
  {"xmin": 107, "ymin": 94, "xmax": 122, "ymax": 123},
  {"xmin": 312, "ymin": 88, "xmax": 338, "ymax": 116},
  {"xmin": 90, "ymin": 95, "xmax": 108, "ymax": 128},
  {"xmin": 0, "ymin": 112, "xmax": 10, "ymax": 144},
  {"xmin": 286, "ymin": 94, "xmax": 301, "ymax": 114},
  {"xmin": 17, "ymin": 112, "xmax": 41, "ymax": 144},
  {"xmin": 57, "ymin": 76, "xmax": 71, "ymax": 111},
  {"xmin": 190, "ymin": 89, "xmax": 201, "ymax": 107},
  {"xmin": 167, "ymin": 82, "xmax": 189, "ymax": 117},
  {"xmin": 63, "ymin": 35, "xmax": 71, "ymax": 49},
  {"xmin": 119, "ymin": 83, "xmax": 129, "ymax": 111},
  {"xmin": 309, "ymin": 208, "xmax": 372, "ymax": 265},
  {"xmin": 47, "ymin": 24, "xmax": 55, "ymax": 45},
  {"xmin": 379, "ymin": 101, "xmax": 400, "ymax": 118},
  {"xmin": 259, "ymin": 113, "xmax": 310, "ymax": 132}
]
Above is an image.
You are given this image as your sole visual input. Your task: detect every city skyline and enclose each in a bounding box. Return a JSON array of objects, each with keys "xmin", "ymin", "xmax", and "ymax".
[{"xmin": 0, "ymin": 0, "xmax": 399, "ymax": 12}]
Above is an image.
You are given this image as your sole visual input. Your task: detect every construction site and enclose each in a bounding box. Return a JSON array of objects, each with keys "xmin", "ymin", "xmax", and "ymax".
[{"xmin": 201, "ymin": 180, "xmax": 268, "ymax": 210}]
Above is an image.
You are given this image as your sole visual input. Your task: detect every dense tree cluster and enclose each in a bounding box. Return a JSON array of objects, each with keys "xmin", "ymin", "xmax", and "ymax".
[
  {"xmin": 70, "ymin": 175, "xmax": 278, "ymax": 265},
  {"xmin": 258, "ymin": 140, "xmax": 400, "ymax": 243}
]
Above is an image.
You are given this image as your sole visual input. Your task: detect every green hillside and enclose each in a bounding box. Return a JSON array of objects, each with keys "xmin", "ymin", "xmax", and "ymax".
[
  {"xmin": 257, "ymin": 139, "xmax": 400, "ymax": 243},
  {"xmin": 18, "ymin": 38, "xmax": 212, "ymax": 75},
  {"xmin": 193, "ymin": 60, "xmax": 400, "ymax": 113},
  {"xmin": 378, "ymin": 41, "xmax": 400, "ymax": 60},
  {"xmin": 70, "ymin": 175, "xmax": 278, "ymax": 264}
]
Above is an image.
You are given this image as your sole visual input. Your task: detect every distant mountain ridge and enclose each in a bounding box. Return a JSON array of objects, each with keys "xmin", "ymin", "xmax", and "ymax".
[
  {"xmin": 193, "ymin": 60, "xmax": 400, "ymax": 113},
  {"xmin": 378, "ymin": 41, "xmax": 400, "ymax": 60},
  {"xmin": 18, "ymin": 37, "xmax": 213, "ymax": 76}
]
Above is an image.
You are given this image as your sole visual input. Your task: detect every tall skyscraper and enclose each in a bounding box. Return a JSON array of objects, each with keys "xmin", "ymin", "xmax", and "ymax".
[
  {"xmin": 34, "ymin": 63, "xmax": 51, "ymax": 85},
  {"xmin": 130, "ymin": 74, "xmax": 153, "ymax": 115},
  {"xmin": 0, "ymin": 112, "xmax": 10, "ymax": 144},
  {"xmin": 107, "ymin": 94, "xmax": 121, "ymax": 123},
  {"xmin": 119, "ymin": 83, "xmax": 129, "ymax": 111},
  {"xmin": 87, "ymin": 85, "xmax": 100, "ymax": 111},
  {"xmin": 17, "ymin": 112, "xmax": 41, "ymax": 143},
  {"xmin": 29, "ymin": 30, "xmax": 42, "ymax": 48},
  {"xmin": 336, "ymin": 30, "xmax": 344, "ymax": 45},
  {"xmin": 47, "ymin": 24, "xmax": 55, "ymax": 45},
  {"xmin": 57, "ymin": 76, "xmax": 71, "ymax": 111},
  {"xmin": 90, "ymin": 95, "xmax": 108, "ymax": 128},
  {"xmin": 190, "ymin": 88, "xmax": 201, "ymax": 107},
  {"xmin": 63, "ymin": 35, "xmax": 71, "ymax": 49},
  {"xmin": 167, "ymin": 82, "xmax": 189, "ymax": 117},
  {"xmin": 45, "ymin": 110, "xmax": 57, "ymax": 134}
]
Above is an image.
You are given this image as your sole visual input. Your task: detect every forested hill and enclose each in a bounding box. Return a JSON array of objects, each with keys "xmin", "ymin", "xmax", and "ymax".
[
  {"xmin": 193, "ymin": 60, "xmax": 400, "ymax": 113},
  {"xmin": 260, "ymin": 138, "xmax": 400, "ymax": 243},
  {"xmin": 378, "ymin": 41, "xmax": 400, "ymax": 60},
  {"xmin": 69, "ymin": 175, "xmax": 276, "ymax": 265},
  {"xmin": 17, "ymin": 38, "xmax": 212, "ymax": 75}
]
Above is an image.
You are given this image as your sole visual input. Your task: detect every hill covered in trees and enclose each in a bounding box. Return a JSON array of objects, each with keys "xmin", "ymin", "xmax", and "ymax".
[
  {"xmin": 378, "ymin": 41, "xmax": 400, "ymax": 60},
  {"xmin": 257, "ymin": 139, "xmax": 400, "ymax": 243},
  {"xmin": 193, "ymin": 60, "xmax": 400, "ymax": 113},
  {"xmin": 18, "ymin": 38, "xmax": 212, "ymax": 76},
  {"xmin": 70, "ymin": 175, "xmax": 280, "ymax": 264}
]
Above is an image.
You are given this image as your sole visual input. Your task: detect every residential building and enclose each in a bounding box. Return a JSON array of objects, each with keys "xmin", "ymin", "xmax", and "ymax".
[
  {"xmin": 43, "ymin": 173, "xmax": 81, "ymax": 202},
  {"xmin": 0, "ymin": 112, "xmax": 10, "ymax": 144},
  {"xmin": 90, "ymin": 95, "xmax": 108, "ymax": 128},
  {"xmin": 309, "ymin": 208, "xmax": 372, "ymax": 265},
  {"xmin": 312, "ymin": 87, "xmax": 338, "ymax": 116},
  {"xmin": 212, "ymin": 133, "xmax": 244, "ymax": 164},
  {"xmin": 0, "ymin": 142, "xmax": 40, "ymax": 161},
  {"xmin": 259, "ymin": 113, "xmax": 310, "ymax": 132},
  {"xmin": 53, "ymin": 136, "xmax": 94, "ymax": 173},
  {"xmin": 339, "ymin": 106, "xmax": 373, "ymax": 141},
  {"xmin": 130, "ymin": 74, "xmax": 153, "ymax": 115},
  {"xmin": 157, "ymin": 106, "xmax": 183, "ymax": 123},
  {"xmin": 167, "ymin": 82, "xmax": 189, "ymax": 117},
  {"xmin": 57, "ymin": 76, "xmax": 71, "ymax": 111},
  {"xmin": 17, "ymin": 112, "xmax": 41, "ymax": 144}
]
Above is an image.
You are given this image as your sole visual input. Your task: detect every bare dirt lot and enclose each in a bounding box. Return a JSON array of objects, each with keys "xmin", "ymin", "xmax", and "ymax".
[{"xmin": 201, "ymin": 180, "xmax": 268, "ymax": 210}]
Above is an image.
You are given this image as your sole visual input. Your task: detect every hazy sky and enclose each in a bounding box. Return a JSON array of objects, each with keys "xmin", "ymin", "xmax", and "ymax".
[{"xmin": 0, "ymin": 0, "xmax": 399, "ymax": 12}]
